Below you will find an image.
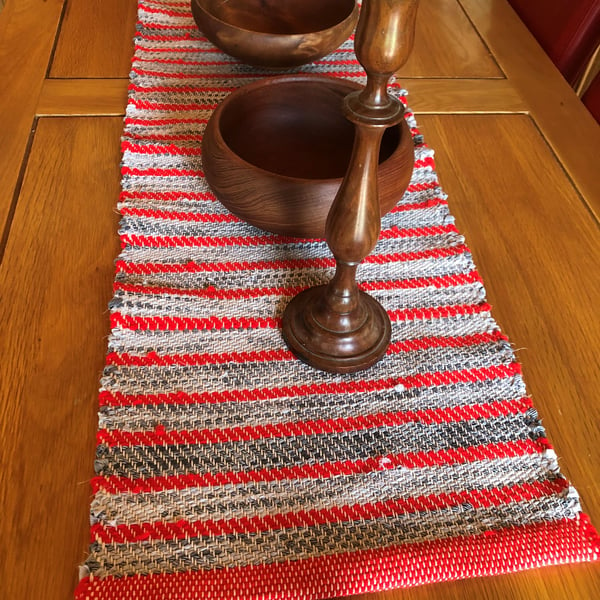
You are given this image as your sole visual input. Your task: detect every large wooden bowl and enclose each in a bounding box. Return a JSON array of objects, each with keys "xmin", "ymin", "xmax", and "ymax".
[
  {"xmin": 202, "ymin": 75, "xmax": 415, "ymax": 239},
  {"xmin": 191, "ymin": 0, "xmax": 359, "ymax": 69}
]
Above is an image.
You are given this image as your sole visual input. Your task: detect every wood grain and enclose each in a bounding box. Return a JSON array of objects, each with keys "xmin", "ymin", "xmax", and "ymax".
[
  {"xmin": 37, "ymin": 78, "xmax": 129, "ymax": 116},
  {"xmin": 35, "ymin": 77, "xmax": 527, "ymax": 116},
  {"xmin": 0, "ymin": 117, "xmax": 122, "ymax": 600},
  {"xmin": 406, "ymin": 78, "xmax": 526, "ymax": 113},
  {"xmin": 403, "ymin": 0, "xmax": 502, "ymax": 78},
  {"xmin": 50, "ymin": 0, "xmax": 137, "ymax": 77},
  {"xmin": 460, "ymin": 0, "xmax": 600, "ymax": 218},
  {"xmin": 48, "ymin": 0, "xmax": 501, "ymax": 79},
  {"xmin": 0, "ymin": 0, "xmax": 64, "ymax": 242}
]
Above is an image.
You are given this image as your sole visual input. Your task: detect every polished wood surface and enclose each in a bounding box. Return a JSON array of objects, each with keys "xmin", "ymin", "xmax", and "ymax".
[
  {"xmin": 191, "ymin": 0, "xmax": 359, "ymax": 68},
  {"xmin": 0, "ymin": 1, "xmax": 598, "ymax": 599},
  {"xmin": 202, "ymin": 75, "xmax": 414, "ymax": 238}
]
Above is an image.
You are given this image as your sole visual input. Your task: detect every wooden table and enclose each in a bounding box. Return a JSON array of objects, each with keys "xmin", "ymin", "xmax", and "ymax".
[{"xmin": 1, "ymin": 1, "xmax": 598, "ymax": 598}]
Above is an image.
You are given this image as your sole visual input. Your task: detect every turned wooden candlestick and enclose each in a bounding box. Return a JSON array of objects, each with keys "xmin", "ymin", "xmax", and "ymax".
[{"xmin": 282, "ymin": 0, "xmax": 419, "ymax": 373}]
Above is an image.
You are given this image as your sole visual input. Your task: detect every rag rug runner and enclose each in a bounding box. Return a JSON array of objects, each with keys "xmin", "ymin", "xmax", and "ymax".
[{"xmin": 76, "ymin": 1, "xmax": 599, "ymax": 598}]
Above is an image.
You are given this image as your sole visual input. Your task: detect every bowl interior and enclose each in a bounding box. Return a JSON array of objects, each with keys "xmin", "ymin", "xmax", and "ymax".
[
  {"xmin": 219, "ymin": 80, "xmax": 401, "ymax": 180},
  {"xmin": 199, "ymin": 0, "xmax": 356, "ymax": 35}
]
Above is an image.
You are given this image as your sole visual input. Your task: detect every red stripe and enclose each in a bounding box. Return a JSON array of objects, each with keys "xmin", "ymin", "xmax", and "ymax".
[
  {"xmin": 119, "ymin": 207, "xmax": 240, "ymax": 222},
  {"xmin": 130, "ymin": 66, "xmax": 367, "ymax": 80},
  {"xmin": 130, "ymin": 102, "xmax": 212, "ymax": 112},
  {"xmin": 97, "ymin": 396, "xmax": 532, "ymax": 448},
  {"xmin": 131, "ymin": 98, "xmax": 217, "ymax": 111},
  {"xmin": 115, "ymin": 244, "xmax": 469, "ymax": 274},
  {"xmin": 121, "ymin": 141, "xmax": 202, "ymax": 156},
  {"xmin": 414, "ymin": 156, "xmax": 436, "ymax": 169},
  {"xmin": 91, "ymin": 437, "xmax": 550, "ymax": 494},
  {"xmin": 389, "ymin": 301, "xmax": 491, "ymax": 322},
  {"xmin": 137, "ymin": 33, "xmax": 207, "ymax": 42},
  {"xmin": 90, "ymin": 478, "xmax": 569, "ymax": 544},
  {"xmin": 125, "ymin": 133, "xmax": 203, "ymax": 141},
  {"xmin": 110, "ymin": 313, "xmax": 279, "ymax": 331},
  {"xmin": 111, "ymin": 271, "xmax": 483, "ymax": 299},
  {"xmin": 121, "ymin": 166, "xmax": 204, "ymax": 177},
  {"xmin": 134, "ymin": 44, "xmax": 222, "ymax": 54},
  {"xmin": 390, "ymin": 198, "xmax": 447, "ymax": 212},
  {"xmin": 119, "ymin": 190, "xmax": 215, "ymax": 201},
  {"xmin": 105, "ymin": 331, "xmax": 504, "ymax": 367},
  {"xmin": 125, "ymin": 117, "xmax": 206, "ymax": 125},
  {"xmin": 406, "ymin": 181, "xmax": 439, "ymax": 192},
  {"xmin": 112, "ymin": 281, "xmax": 306, "ymax": 299},
  {"xmin": 119, "ymin": 224, "xmax": 457, "ymax": 248},
  {"xmin": 135, "ymin": 22, "xmax": 197, "ymax": 31},
  {"xmin": 106, "ymin": 347, "xmax": 295, "ymax": 367},
  {"xmin": 120, "ymin": 233, "xmax": 318, "ymax": 248},
  {"xmin": 109, "ymin": 302, "xmax": 490, "ymax": 331},
  {"xmin": 139, "ymin": 4, "xmax": 189, "ymax": 17},
  {"xmin": 135, "ymin": 58, "xmax": 241, "ymax": 67},
  {"xmin": 314, "ymin": 58, "xmax": 368, "ymax": 66},
  {"xmin": 75, "ymin": 516, "xmax": 600, "ymax": 599},
  {"xmin": 131, "ymin": 66, "xmax": 267, "ymax": 79},
  {"xmin": 98, "ymin": 363, "xmax": 522, "ymax": 407},
  {"xmin": 133, "ymin": 56, "xmax": 234, "ymax": 66},
  {"xmin": 128, "ymin": 83, "xmax": 236, "ymax": 93}
]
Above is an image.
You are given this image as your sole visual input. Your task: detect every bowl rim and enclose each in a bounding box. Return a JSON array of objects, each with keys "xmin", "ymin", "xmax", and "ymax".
[
  {"xmin": 204, "ymin": 74, "xmax": 407, "ymax": 185},
  {"xmin": 192, "ymin": 0, "xmax": 359, "ymax": 38}
]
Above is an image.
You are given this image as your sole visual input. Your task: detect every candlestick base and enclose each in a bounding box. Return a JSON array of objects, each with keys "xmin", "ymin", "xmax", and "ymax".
[{"xmin": 282, "ymin": 285, "xmax": 391, "ymax": 373}]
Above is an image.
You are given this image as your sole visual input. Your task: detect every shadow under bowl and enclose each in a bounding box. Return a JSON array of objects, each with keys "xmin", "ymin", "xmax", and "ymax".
[
  {"xmin": 191, "ymin": 0, "xmax": 359, "ymax": 69},
  {"xmin": 202, "ymin": 74, "xmax": 415, "ymax": 239}
]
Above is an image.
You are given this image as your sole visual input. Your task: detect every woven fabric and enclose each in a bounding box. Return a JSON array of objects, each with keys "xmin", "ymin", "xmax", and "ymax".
[{"xmin": 76, "ymin": 1, "xmax": 599, "ymax": 598}]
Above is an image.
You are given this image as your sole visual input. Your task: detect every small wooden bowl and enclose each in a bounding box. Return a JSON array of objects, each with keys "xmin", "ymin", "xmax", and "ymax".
[
  {"xmin": 191, "ymin": 0, "xmax": 359, "ymax": 69},
  {"xmin": 202, "ymin": 75, "xmax": 415, "ymax": 239}
]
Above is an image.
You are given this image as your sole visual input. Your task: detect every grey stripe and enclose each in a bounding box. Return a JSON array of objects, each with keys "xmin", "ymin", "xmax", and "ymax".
[
  {"xmin": 117, "ymin": 197, "xmax": 451, "ymax": 234},
  {"xmin": 118, "ymin": 192, "xmax": 453, "ymax": 236},
  {"xmin": 106, "ymin": 312, "xmax": 498, "ymax": 355},
  {"xmin": 109, "ymin": 280, "xmax": 485, "ymax": 319},
  {"xmin": 121, "ymin": 174, "xmax": 212, "ymax": 192},
  {"xmin": 95, "ymin": 414, "xmax": 534, "ymax": 478},
  {"xmin": 113, "ymin": 253, "xmax": 475, "ymax": 293},
  {"xmin": 125, "ymin": 151, "xmax": 203, "ymax": 170},
  {"xmin": 117, "ymin": 236, "xmax": 463, "ymax": 268},
  {"xmin": 85, "ymin": 494, "xmax": 579, "ymax": 576},
  {"xmin": 92, "ymin": 455, "xmax": 559, "ymax": 525},
  {"xmin": 100, "ymin": 342, "xmax": 514, "ymax": 396},
  {"xmin": 117, "ymin": 201, "xmax": 232, "ymax": 217},
  {"xmin": 135, "ymin": 60, "xmax": 268, "ymax": 77},
  {"xmin": 117, "ymin": 236, "xmax": 463, "ymax": 270},
  {"xmin": 99, "ymin": 376, "xmax": 527, "ymax": 432},
  {"xmin": 122, "ymin": 122, "xmax": 206, "ymax": 138},
  {"xmin": 135, "ymin": 27, "xmax": 213, "ymax": 42}
]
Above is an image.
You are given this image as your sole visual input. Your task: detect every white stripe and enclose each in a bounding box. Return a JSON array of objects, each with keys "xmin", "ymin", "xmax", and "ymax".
[
  {"xmin": 110, "ymin": 281, "xmax": 485, "ymax": 319},
  {"xmin": 107, "ymin": 310, "xmax": 498, "ymax": 356}
]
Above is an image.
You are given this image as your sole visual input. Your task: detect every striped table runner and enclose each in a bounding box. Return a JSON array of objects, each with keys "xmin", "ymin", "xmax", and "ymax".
[{"xmin": 75, "ymin": 1, "xmax": 599, "ymax": 598}]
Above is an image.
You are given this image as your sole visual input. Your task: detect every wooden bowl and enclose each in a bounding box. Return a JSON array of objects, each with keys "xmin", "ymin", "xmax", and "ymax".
[
  {"xmin": 202, "ymin": 75, "xmax": 415, "ymax": 239},
  {"xmin": 191, "ymin": 0, "xmax": 359, "ymax": 69}
]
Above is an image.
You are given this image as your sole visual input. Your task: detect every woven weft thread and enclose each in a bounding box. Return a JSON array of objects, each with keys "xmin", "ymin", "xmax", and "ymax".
[{"xmin": 76, "ymin": 1, "xmax": 599, "ymax": 598}]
